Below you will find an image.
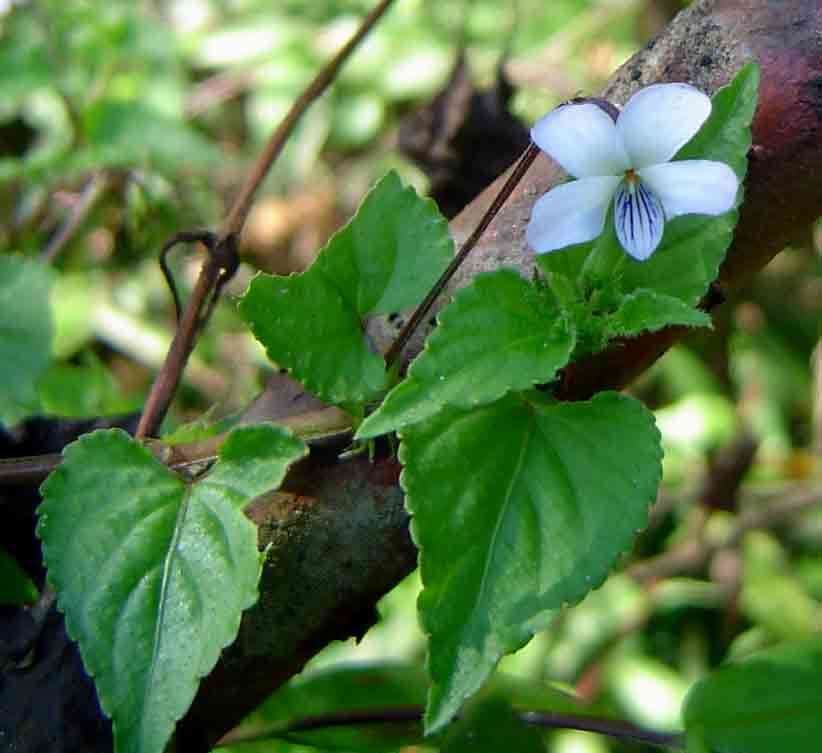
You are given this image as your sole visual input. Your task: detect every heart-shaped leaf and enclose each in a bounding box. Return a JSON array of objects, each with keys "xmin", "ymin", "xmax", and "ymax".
[
  {"xmin": 38, "ymin": 424, "xmax": 307, "ymax": 753},
  {"xmin": 401, "ymin": 391, "xmax": 662, "ymax": 732},
  {"xmin": 240, "ymin": 171, "xmax": 453, "ymax": 406}
]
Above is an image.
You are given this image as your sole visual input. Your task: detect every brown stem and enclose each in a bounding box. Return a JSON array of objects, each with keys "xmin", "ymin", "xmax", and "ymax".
[
  {"xmin": 219, "ymin": 0, "xmax": 398, "ymax": 239},
  {"xmin": 384, "ymin": 142, "xmax": 540, "ymax": 367},
  {"xmin": 628, "ymin": 485, "xmax": 822, "ymax": 583},
  {"xmin": 42, "ymin": 172, "xmax": 108, "ymax": 263},
  {"xmin": 222, "ymin": 705, "xmax": 682, "ymax": 750},
  {"xmin": 135, "ymin": 248, "xmax": 226, "ymax": 439},
  {"xmin": 0, "ymin": 453, "xmax": 63, "ymax": 488},
  {"xmin": 0, "ymin": 406, "xmax": 351, "ymax": 489},
  {"xmin": 136, "ymin": 0, "xmax": 398, "ymax": 438},
  {"xmin": 521, "ymin": 710, "xmax": 683, "ymax": 749},
  {"xmin": 185, "ymin": 69, "xmax": 256, "ymax": 117}
]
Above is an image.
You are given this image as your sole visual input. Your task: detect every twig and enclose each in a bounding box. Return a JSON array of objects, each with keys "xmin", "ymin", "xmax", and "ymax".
[
  {"xmin": 0, "ymin": 453, "xmax": 63, "ymax": 487},
  {"xmin": 158, "ymin": 230, "xmax": 217, "ymax": 323},
  {"xmin": 136, "ymin": 0, "xmax": 398, "ymax": 439},
  {"xmin": 384, "ymin": 141, "xmax": 540, "ymax": 367},
  {"xmin": 628, "ymin": 485, "xmax": 822, "ymax": 583},
  {"xmin": 521, "ymin": 710, "xmax": 683, "ymax": 749},
  {"xmin": 185, "ymin": 69, "xmax": 256, "ymax": 117},
  {"xmin": 0, "ymin": 406, "xmax": 352, "ymax": 489},
  {"xmin": 220, "ymin": 705, "xmax": 683, "ymax": 750},
  {"xmin": 42, "ymin": 172, "xmax": 108, "ymax": 263},
  {"xmin": 219, "ymin": 0, "xmax": 398, "ymax": 239},
  {"xmin": 136, "ymin": 237, "xmax": 228, "ymax": 439}
]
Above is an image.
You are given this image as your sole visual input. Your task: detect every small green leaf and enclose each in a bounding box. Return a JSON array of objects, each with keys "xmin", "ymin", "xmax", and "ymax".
[
  {"xmin": 534, "ymin": 238, "xmax": 590, "ymax": 291},
  {"xmin": 0, "ymin": 546, "xmax": 39, "ymax": 606},
  {"xmin": 675, "ymin": 61, "xmax": 760, "ymax": 175},
  {"xmin": 38, "ymin": 424, "xmax": 307, "ymax": 753},
  {"xmin": 240, "ymin": 171, "xmax": 452, "ymax": 406},
  {"xmin": 683, "ymin": 639, "xmax": 822, "ymax": 753},
  {"xmin": 617, "ymin": 210, "xmax": 739, "ymax": 306},
  {"xmin": 357, "ymin": 270, "xmax": 574, "ymax": 439},
  {"xmin": 240, "ymin": 270, "xmax": 389, "ymax": 405},
  {"xmin": 605, "ymin": 289, "xmax": 712, "ymax": 338},
  {"xmin": 401, "ymin": 391, "xmax": 661, "ymax": 732},
  {"xmin": 0, "ymin": 254, "xmax": 53, "ymax": 426},
  {"xmin": 160, "ymin": 409, "xmax": 240, "ymax": 446}
]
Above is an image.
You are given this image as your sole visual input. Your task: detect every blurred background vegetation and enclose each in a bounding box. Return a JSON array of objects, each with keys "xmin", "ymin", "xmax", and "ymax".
[{"xmin": 1, "ymin": 0, "xmax": 820, "ymax": 751}]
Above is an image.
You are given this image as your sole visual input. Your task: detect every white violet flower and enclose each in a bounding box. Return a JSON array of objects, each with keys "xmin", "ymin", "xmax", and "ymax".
[{"xmin": 525, "ymin": 83, "xmax": 739, "ymax": 261}]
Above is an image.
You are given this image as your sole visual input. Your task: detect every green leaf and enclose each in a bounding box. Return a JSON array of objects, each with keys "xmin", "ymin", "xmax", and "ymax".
[
  {"xmin": 38, "ymin": 357, "xmax": 131, "ymax": 418},
  {"xmin": 232, "ymin": 664, "xmax": 429, "ymax": 752},
  {"xmin": 240, "ymin": 171, "xmax": 453, "ymax": 406},
  {"xmin": 675, "ymin": 62, "xmax": 760, "ymax": 175},
  {"xmin": 0, "ymin": 18, "xmax": 52, "ymax": 101},
  {"xmin": 51, "ymin": 272, "xmax": 97, "ymax": 359},
  {"xmin": 239, "ymin": 269, "xmax": 389, "ymax": 405},
  {"xmin": 534, "ymin": 237, "xmax": 590, "ymax": 291},
  {"xmin": 74, "ymin": 100, "xmax": 219, "ymax": 174},
  {"xmin": 38, "ymin": 424, "xmax": 307, "ymax": 753},
  {"xmin": 683, "ymin": 639, "xmax": 822, "ymax": 753},
  {"xmin": 401, "ymin": 391, "xmax": 662, "ymax": 732},
  {"xmin": 357, "ymin": 270, "xmax": 574, "ymax": 439},
  {"xmin": 605, "ymin": 289, "xmax": 712, "ymax": 338},
  {"xmin": 0, "ymin": 255, "xmax": 53, "ymax": 426},
  {"xmin": 160, "ymin": 410, "xmax": 240, "ymax": 446},
  {"xmin": 0, "ymin": 546, "xmax": 39, "ymax": 606},
  {"xmin": 616, "ymin": 210, "xmax": 739, "ymax": 306}
]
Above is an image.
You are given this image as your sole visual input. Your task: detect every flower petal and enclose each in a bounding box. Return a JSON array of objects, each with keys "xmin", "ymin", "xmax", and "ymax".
[
  {"xmin": 638, "ymin": 160, "xmax": 739, "ymax": 219},
  {"xmin": 617, "ymin": 83, "xmax": 711, "ymax": 168},
  {"xmin": 526, "ymin": 176, "xmax": 621, "ymax": 254},
  {"xmin": 614, "ymin": 179, "xmax": 665, "ymax": 261},
  {"xmin": 531, "ymin": 103, "xmax": 630, "ymax": 178}
]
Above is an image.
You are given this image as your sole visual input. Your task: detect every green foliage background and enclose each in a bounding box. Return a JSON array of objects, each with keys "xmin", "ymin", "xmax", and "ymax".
[{"xmin": 1, "ymin": 1, "xmax": 820, "ymax": 752}]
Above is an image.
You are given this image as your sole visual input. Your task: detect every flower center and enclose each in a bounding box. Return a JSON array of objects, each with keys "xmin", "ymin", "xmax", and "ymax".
[{"xmin": 624, "ymin": 168, "xmax": 639, "ymax": 185}]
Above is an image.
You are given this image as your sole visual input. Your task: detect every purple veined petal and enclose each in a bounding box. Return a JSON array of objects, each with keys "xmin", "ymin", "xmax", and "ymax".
[
  {"xmin": 526, "ymin": 175, "xmax": 621, "ymax": 254},
  {"xmin": 531, "ymin": 103, "xmax": 630, "ymax": 179},
  {"xmin": 617, "ymin": 83, "xmax": 712, "ymax": 169},
  {"xmin": 638, "ymin": 160, "xmax": 739, "ymax": 219},
  {"xmin": 613, "ymin": 178, "xmax": 665, "ymax": 261}
]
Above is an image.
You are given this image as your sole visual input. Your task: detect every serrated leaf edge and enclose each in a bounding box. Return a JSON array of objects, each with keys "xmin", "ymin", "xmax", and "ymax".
[
  {"xmin": 358, "ymin": 271, "xmax": 574, "ymax": 439},
  {"xmin": 37, "ymin": 427, "xmax": 294, "ymax": 753},
  {"xmin": 398, "ymin": 392, "xmax": 662, "ymax": 733},
  {"xmin": 240, "ymin": 271, "xmax": 387, "ymax": 406},
  {"xmin": 240, "ymin": 170, "xmax": 453, "ymax": 407},
  {"xmin": 606, "ymin": 289, "xmax": 713, "ymax": 338}
]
